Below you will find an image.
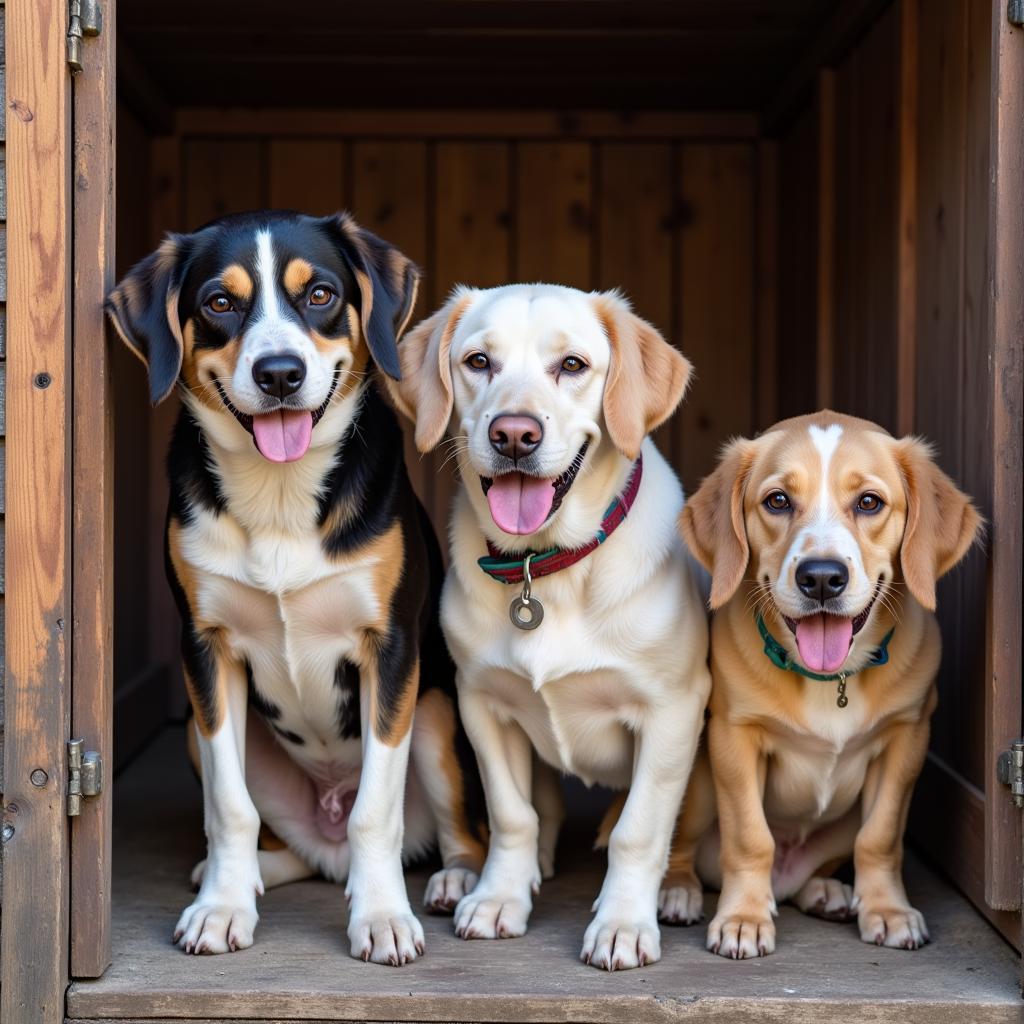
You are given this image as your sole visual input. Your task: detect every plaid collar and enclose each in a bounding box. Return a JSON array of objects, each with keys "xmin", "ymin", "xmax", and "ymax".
[{"xmin": 478, "ymin": 454, "xmax": 643, "ymax": 585}]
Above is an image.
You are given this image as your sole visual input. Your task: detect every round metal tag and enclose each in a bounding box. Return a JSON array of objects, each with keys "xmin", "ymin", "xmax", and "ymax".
[{"xmin": 510, "ymin": 596, "xmax": 544, "ymax": 631}]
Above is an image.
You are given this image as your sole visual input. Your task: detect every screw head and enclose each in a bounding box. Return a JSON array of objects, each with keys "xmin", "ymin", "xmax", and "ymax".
[
  {"xmin": 34, "ymin": 372, "xmax": 52, "ymax": 389},
  {"xmin": 30, "ymin": 768, "xmax": 48, "ymax": 787}
]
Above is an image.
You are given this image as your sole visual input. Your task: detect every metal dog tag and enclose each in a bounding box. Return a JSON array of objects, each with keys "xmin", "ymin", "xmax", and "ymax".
[{"xmin": 510, "ymin": 554, "xmax": 544, "ymax": 631}]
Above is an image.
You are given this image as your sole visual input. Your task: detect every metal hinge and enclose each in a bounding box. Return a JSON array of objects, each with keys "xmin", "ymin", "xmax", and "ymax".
[
  {"xmin": 996, "ymin": 740, "xmax": 1024, "ymax": 809},
  {"xmin": 67, "ymin": 0, "xmax": 103, "ymax": 75},
  {"xmin": 1010, "ymin": 0, "xmax": 1024, "ymax": 27},
  {"xmin": 67, "ymin": 739, "xmax": 103, "ymax": 816}
]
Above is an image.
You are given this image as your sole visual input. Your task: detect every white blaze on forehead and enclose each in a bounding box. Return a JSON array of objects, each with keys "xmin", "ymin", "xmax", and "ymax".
[
  {"xmin": 254, "ymin": 229, "xmax": 281, "ymax": 322},
  {"xmin": 809, "ymin": 423, "xmax": 843, "ymax": 521}
]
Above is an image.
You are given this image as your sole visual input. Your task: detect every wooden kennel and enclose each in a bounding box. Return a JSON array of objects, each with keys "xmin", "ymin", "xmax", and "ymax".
[{"xmin": 0, "ymin": 1, "xmax": 1020, "ymax": 1021}]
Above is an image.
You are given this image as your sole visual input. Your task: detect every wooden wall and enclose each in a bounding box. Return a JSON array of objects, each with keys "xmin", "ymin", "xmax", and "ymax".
[{"xmin": 0, "ymin": 0, "xmax": 7, "ymax": 913}]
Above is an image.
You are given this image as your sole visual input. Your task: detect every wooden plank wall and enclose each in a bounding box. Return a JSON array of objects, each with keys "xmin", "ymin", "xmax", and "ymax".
[
  {"xmin": 154, "ymin": 124, "xmax": 759, "ymax": 532},
  {"xmin": 0, "ymin": 0, "xmax": 7, "ymax": 916}
]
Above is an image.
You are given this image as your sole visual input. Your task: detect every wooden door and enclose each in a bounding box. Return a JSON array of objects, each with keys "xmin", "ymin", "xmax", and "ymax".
[{"xmin": 0, "ymin": 0, "xmax": 115, "ymax": 1019}]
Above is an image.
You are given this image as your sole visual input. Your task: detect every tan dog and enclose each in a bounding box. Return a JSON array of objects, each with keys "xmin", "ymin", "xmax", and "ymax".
[{"xmin": 674, "ymin": 411, "xmax": 980, "ymax": 959}]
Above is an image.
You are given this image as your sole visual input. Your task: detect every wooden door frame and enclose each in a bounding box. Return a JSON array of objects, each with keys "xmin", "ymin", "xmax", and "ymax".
[{"xmin": 1, "ymin": 1, "xmax": 74, "ymax": 1021}]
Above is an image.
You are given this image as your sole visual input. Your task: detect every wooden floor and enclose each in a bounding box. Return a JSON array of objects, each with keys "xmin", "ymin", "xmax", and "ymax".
[{"xmin": 68, "ymin": 727, "xmax": 1022, "ymax": 1023}]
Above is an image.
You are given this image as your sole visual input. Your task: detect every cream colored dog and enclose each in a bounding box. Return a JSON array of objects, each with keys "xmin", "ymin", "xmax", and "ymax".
[
  {"xmin": 388, "ymin": 285, "xmax": 711, "ymax": 971},
  {"xmin": 673, "ymin": 411, "xmax": 980, "ymax": 959}
]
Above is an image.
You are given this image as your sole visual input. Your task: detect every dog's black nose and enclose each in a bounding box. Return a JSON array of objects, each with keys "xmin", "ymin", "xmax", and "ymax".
[
  {"xmin": 796, "ymin": 559, "xmax": 849, "ymax": 602},
  {"xmin": 489, "ymin": 414, "xmax": 544, "ymax": 461},
  {"xmin": 253, "ymin": 354, "xmax": 306, "ymax": 399}
]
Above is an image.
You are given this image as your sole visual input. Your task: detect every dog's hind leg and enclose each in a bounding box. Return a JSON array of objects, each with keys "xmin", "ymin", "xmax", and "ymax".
[
  {"xmin": 411, "ymin": 689, "xmax": 487, "ymax": 913},
  {"xmin": 532, "ymin": 757, "xmax": 565, "ymax": 880}
]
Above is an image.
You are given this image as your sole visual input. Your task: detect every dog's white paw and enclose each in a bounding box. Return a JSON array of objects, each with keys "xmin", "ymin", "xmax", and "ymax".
[
  {"xmin": 857, "ymin": 903, "xmax": 930, "ymax": 950},
  {"xmin": 173, "ymin": 896, "xmax": 258, "ymax": 955},
  {"xmin": 348, "ymin": 910, "xmax": 425, "ymax": 965},
  {"xmin": 453, "ymin": 890, "xmax": 531, "ymax": 940},
  {"xmin": 794, "ymin": 876, "xmax": 855, "ymax": 921},
  {"xmin": 424, "ymin": 866, "xmax": 479, "ymax": 913},
  {"xmin": 658, "ymin": 877, "xmax": 703, "ymax": 925},
  {"xmin": 581, "ymin": 911, "xmax": 661, "ymax": 971}
]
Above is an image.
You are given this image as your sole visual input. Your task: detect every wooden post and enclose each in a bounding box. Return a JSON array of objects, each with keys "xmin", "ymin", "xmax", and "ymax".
[
  {"xmin": 71, "ymin": 0, "xmax": 116, "ymax": 978},
  {"xmin": 895, "ymin": 0, "xmax": 918, "ymax": 437},
  {"xmin": 1, "ymin": 1, "xmax": 73, "ymax": 1020},
  {"xmin": 755, "ymin": 140, "xmax": 779, "ymax": 431},
  {"xmin": 985, "ymin": 0, "xmax": 1023, "ymax": 916},
  {"xmin": 816, "ymin": 70, "xmax": 836, "ymax": 410}
]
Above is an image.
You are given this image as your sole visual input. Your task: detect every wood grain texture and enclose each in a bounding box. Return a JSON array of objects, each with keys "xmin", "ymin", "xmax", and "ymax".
[
  {"xmin": 896, "ymin": 0, "xmax": 918, "ymax": 436},
  {"xmin": 755, "ymin": 140, "xmax": 779, "ymax": 432},
  {"xmin": 183, "ymin": 139, "xmax": 262, "ymax": 230},
  {"xmin": 984, "ymin": 0, "xmax": 1023, "ymax": 914},
  {"xmin": 70, "ymin": 0, "xmax": 116, "ymax": 977},
  {"xmin": 815, "ymin": 70, "xmax": 835, "ymax": 411},
  {"xmin": 0, "ymin": 1, "xmax": 72, "ymax": 1020},
  {"xmin": 66, "ymin": 729, "xmax": 1024, "ymax": 1022},
  {"xmin": 677, "ymin": 144, "xmax": 755, "ymax": 494},
  {"xmin": 268, "ymin": 139, "xmax": 345, "ymax": 215},
  {"xmin": 515, "ymin": 142, "xmax": 591, "ymax": 289}
]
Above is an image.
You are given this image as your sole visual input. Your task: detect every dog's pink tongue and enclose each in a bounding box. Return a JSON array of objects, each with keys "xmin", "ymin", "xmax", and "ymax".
[
  {"xmin": 251, "ymin": 409, "xmax": 313, "ymax": 463},
  {"xmin": 486, "ymin": 473, "xmax": 556, "ymax": 535},
  {"xmin": 795, "ymin": 614, "xmax": 854, "ymax": 673}
]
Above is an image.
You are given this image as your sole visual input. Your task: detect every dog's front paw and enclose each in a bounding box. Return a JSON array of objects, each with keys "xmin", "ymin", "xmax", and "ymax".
[
  {"xmin": 453, "ymin": 889, "xmax": 531, "ymax": 939},
  {"xmin": 424, "ymin": 866, "xmax": 479, "ymax": 914},
  {"xmin": 173, "ymin": 896, "xmax": 258, "ymax": 955},
  {"xmin": 794, "ymin": 876, "xmax": 855, "ymax": 921},
  {"xmin": 658, "ymin": 874, "xmax": 703, "ymax": 925},
  {"xmin": 706, "ymin": 910, "xmax": 776, "ymax": 959},
  {"xmin": 857, "ymin": 901, "xmax": 929, "ymax": 950},
  {"xmin": 348, "ymin": 909, "xmax": 425, "ymax": 965},
  {"xmin": 581, "ymin": 911, "xmax": 661, "ymax": 971}
]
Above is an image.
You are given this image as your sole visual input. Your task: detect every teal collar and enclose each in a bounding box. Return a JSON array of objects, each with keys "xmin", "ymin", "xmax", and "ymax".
[{"xmin": 755, "ymin": 614, "xmax": 894, "ymax": 708}]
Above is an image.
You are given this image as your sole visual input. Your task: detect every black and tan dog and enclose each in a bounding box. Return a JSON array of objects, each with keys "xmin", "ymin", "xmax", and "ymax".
[{"xmin": 107, "ymin": 211, "xmax": 485, "ymax": 964}]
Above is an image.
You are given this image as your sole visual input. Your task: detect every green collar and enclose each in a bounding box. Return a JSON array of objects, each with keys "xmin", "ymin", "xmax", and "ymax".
[{"xmin": 756, "ymin": 614, "xmax": 894, "ymax": 708}]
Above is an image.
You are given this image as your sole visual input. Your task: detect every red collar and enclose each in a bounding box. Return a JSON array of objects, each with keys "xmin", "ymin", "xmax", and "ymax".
[{"xmin": 477, "ymin": 455, "xmax": 643, "ymax": 585}]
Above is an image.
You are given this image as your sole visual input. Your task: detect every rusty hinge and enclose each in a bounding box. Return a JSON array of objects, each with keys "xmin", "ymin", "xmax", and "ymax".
[
  {"xmin": 996, "ymin": 740, "xmax": 1024, "ymax": 809},
  {"xmin": 67, "ymin": 0, "xmax": 103, "ymax": 75},
  {"xmin": 67, "ymin": 739, "xmax": 103, "ymax": 816}
]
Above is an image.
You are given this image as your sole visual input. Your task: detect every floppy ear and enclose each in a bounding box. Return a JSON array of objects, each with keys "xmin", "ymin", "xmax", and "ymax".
[
  {"xmin": 896, "ymin": 438, "xmax": 982, "ymax": 610},
  {"xmin": 592, "ymin": 291, "xmax": 691, "ymax": 460},
  {"xmin": 679, "ymin": 438, "xmax": 755, "ymax": 609},
  {"xmin": 104, "ymin": 236, "xmax": 187, "ymax": 405},
  {"xmin": 330, "ymin": 213, "xmax": 420, "ymax": 380},
  {"xmin": 385, "ymin": 288, "xmax": 475, "ymax": 453}
]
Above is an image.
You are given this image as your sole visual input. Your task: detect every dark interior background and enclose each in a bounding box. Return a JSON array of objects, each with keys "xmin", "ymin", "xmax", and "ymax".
[{"xmin": 110, "ymin": 0, "xmax": 1007, "ymax": 931}]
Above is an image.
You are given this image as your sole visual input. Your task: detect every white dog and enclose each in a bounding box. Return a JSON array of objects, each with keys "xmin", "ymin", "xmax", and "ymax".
[{"xmin": 388, "ymin": 285, "xmax": 711, "ymax": 971}]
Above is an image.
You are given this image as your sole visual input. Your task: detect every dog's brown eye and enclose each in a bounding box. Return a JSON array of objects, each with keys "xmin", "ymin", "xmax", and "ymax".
[
  {"xmin": 207, "ymin": 294, "xmax": 233, "ymax": 314},
  {"xmin": 466, "ymin": 352, "xmax": 490, "ymax": 371},
  {"xmin": 857, "ymin": 492, "xmax": 884, "ymax": 514},
  {"xmin": 763, "ymin": 490, "xmax": 791, "ymax": 513},
  {"xmin": 561, "ymin": 355, "xmax": 586, "ymax": 374},
  {"xmin": 309, "ymin": 286, "xmax": 334, "ymax": 307}
]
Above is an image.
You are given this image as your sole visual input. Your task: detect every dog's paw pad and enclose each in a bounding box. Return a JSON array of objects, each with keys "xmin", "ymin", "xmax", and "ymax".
[
  {"xmin": 348, "ymin": 911, "xmax": 425, "ymax": 965},
  {"xmin": 424, "ymin": 866, "xmax": 479, "ymax": 913},
  {"xmin": 453, "ymin": 893, "xmax": 530, "ymax": 940},
  {"xmin": 658, "ymin": 879, "xmax": 703, "ymax": 925},
  {"xmin": 795, "ymin": 877, "xmax": 855, "ymax": 921},
  {"xmin": 173, "ymin": 899, "xmax": 258, "ymax": 955},
  {"xmin": 706, "ymin": 912, "xmax": 775, "ymax": 959},
  {"xmin": 581, "ymin": 914, "xmax": 661, "ymax": 971},
  {"xmin": 858, "ymin": 905, "xmax": 929, "ymax": 950}
]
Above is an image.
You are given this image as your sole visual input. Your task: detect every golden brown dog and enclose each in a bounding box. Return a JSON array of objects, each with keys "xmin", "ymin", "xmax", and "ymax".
[{"xmin": 673, "ymin": 411, "xmax": 980, "ymax": 958}]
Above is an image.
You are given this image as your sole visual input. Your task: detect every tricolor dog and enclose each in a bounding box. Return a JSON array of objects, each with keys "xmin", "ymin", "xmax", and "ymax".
[
  {"xmin": 674, "ymin": 412, "xmax": 980, "ymax": 958},
  {"xmin": 388, "ymin": 285, "xmax": 712, "ymax": 971},
  {"xmin": 106, "ymin": 211, "xmax": 486, "ymax": 965}
]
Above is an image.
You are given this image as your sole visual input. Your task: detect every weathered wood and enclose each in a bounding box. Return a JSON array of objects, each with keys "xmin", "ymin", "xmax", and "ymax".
[
  {"xmin": 755, "ymin": 140, "xmax": 779, "ymax": 432},
  {"xmin": 70, "ymin": 0, "xmax": 116, "ymax": 978},
  {"xmin": 984, "ymin": 0, "xmax": 1023, "ymax": 915},
  {"xmin": 515, "ymin": 142, "xmax": 591, "ymax": 289},
  {"xmin": 268, "ymin": 139, "xmax": 346, "ymax": 215},
  {"xmin": 183, "ymin": 139, "xmax": 262, "ymax": 230},
  {"xmin": 176, "ymin": 108, "xmax": 759, "ymax": 141},
  {"xmin": 0, "ymin": 1, "xmax": 73, "ymax": 1020},
  {"xmin": 896, "ymin": 0, "xmax": 918, "ymax": 436},
  {"xmin": 815, "ymin": 70, "xmax": 835, "ymax": 411},
  {"xmin": 66, "ymin": 729, "xmax": 1024, "ymax": 1022},
  {"xmin": 677, "ymin": 144, "xmax": 755, "ymax": 494}
]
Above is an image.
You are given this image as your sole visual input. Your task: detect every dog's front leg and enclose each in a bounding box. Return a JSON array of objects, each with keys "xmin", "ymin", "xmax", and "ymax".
[
  {"xmin": 345, "ymin": 661, "xmax": 424, "ymax": 965},
  {"xmin": 174, "ymin": 647, "xmax": 263, "ymax": 954},
  {"xmin": 453, "ymin": 685, "xmax": 539, "ymax": 941},
  {"xmin": 853, "ymin": 714, "xmax": 931, "ymax": 950},
  {"xmin": 705, "ymin": 715, "xmax": 776, "ymax": 959},
  {"xmin": 582, "ymin": 688, "xmax": 705, "ymax": 971}
]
